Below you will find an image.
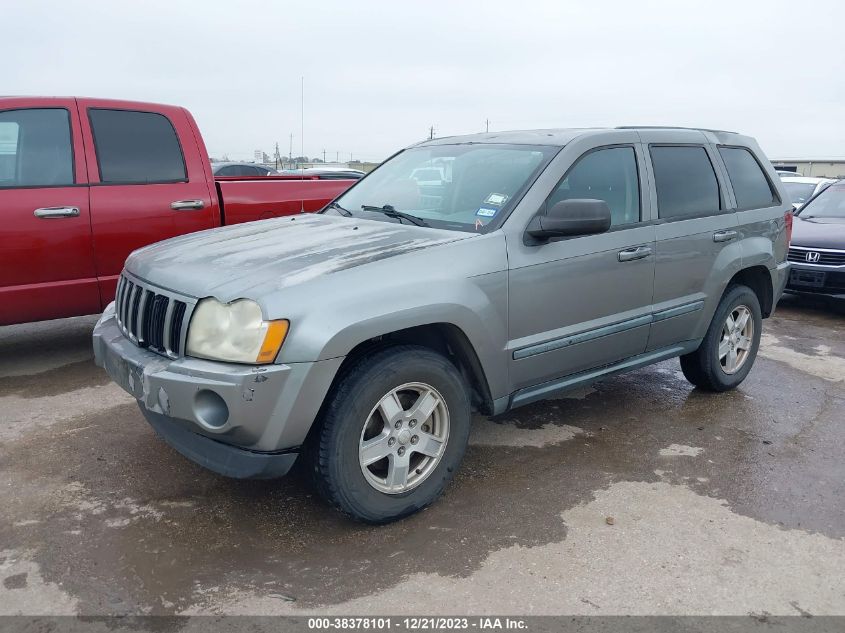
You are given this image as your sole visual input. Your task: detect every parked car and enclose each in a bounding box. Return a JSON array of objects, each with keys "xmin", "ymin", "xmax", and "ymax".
[
  {"xmin": 280, "ymin": 168, "xmax": 366, "ymax": 180},
  {"xmin": 781, "ymin": 176, "xmax": 836, "ymax": 210},
  {"xmin": 776, "ymin": 169, "xmax": 801, "ymax": 178},
  {"xmin": 0, "ymin": 97, "xmax": 356, "ymax": 326},
  {"xmin": 785, "ymin": 180, "xmax": 845, "ymax": 298},
  {"xmin": 94, "ymin": 127, "xmax": 791, "ymax": 523},
  {"xmin": 212, "ymin": 162, "xmax": 278, "ymax": 177}
]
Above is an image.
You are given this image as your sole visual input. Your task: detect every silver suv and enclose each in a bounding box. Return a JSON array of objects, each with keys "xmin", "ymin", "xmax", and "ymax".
[{"xmin": 94, "ymin": 127, "xmax": 792, "ymax": 523}]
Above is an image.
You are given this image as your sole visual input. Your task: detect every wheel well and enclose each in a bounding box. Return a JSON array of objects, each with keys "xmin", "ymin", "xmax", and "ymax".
[
  {"xmin": 728, "ymin": 266, "xmax": 774, "ymax": 317},
  {"xmin": 336, "ymin": 324, "xmax": 494, "ymax": 415}
]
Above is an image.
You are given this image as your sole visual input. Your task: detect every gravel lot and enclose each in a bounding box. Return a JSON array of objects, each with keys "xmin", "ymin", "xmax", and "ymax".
[{"xmin": 1, "ymin": 295, "xmax": 843, "ymax": 616}]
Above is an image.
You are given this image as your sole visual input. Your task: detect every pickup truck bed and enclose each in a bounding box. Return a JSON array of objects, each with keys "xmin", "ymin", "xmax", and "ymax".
[{"xmin": 0, "ymin": 97, "xmax": 355, "ymax": 325}]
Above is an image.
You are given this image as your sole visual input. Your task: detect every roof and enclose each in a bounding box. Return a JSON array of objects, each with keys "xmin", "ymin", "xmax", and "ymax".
[{"xmin": 416, "ymin": 126, "xmax": 745, "ymax": 148}]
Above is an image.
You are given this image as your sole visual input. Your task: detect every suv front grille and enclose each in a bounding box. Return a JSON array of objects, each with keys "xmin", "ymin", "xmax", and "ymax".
[
  {"xmin": 114, "ymin": 274, "xmax": 194, "ymax": 358},
  {"xmin": 788, "ymin": 247, "xmax": 845, "ymax": 266}
]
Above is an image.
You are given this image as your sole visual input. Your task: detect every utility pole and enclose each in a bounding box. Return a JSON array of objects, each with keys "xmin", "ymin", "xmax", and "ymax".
[
  {"xmin": 336, "ymin": 151, "xmax": 339, "ymax": 163},
  {"xmin": 322, "ymin": 149, "xmax": 326, "ymax": 163},
  {"xmin": 274, "ymin": 142, "xmax": 281, "ymax": 170},
  {"xmin": 486, "ymin": 119, "xmax": 489, "ymax": 133},
  {"xmin": 429, "ymin": 126, "xmax": 435, "ymax": 140},
  {"xmin": 300, "ymin": 76, "xmax": 305, "ymax": 165},
  {"xmin": 289, "ymin": 133, "xmax": 293, "ymax": 167}
]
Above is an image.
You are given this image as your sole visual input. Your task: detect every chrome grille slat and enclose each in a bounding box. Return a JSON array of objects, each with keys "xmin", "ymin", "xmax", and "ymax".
[
  {"xmin": 135, "ymin": 289, "xmax": 150, "ymax": 345},
  {"xmin": 788, "ymin": 247, "xmax": 845, "ymax": 266},
  {"xmin": 162, "ymin": 299, "xmax": 175, "ymax": 354},
  {"xmin": 113, "ymin": 273, "xmax": 195, "ymax": 360}
]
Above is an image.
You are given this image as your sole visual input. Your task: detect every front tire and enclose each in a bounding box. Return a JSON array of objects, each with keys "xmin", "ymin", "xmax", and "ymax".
[
  {"xmin": 309, "ymin": 345, "xmax": 471, "ymax": 523},
  {"xmin": 680, "ymin": 284, "xmax": 762, "ymax": 392}
]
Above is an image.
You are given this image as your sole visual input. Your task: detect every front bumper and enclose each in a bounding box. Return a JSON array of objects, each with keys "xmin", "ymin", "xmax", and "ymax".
[
  {"xmin": 93, "ymin": 304, "xmax": 343, "ymax": 478},
  {"xmin": 786, "ymin": 262, "xmax": 845, "ymax": 298}
]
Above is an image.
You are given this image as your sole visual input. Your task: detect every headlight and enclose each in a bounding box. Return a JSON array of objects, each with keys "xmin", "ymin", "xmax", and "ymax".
[{"xmin": 186, "ymin": 298, "xmax": 289, "ymax": 364}]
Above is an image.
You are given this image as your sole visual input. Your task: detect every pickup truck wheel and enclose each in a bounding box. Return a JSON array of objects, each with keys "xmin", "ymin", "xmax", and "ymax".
[
  {"xmin": 680, "ymin": 284, "xmax": 762, "ymax": 392},
  {"xmin": 310, "ymin": 345, "xmax": 471, "ymax": 523}
]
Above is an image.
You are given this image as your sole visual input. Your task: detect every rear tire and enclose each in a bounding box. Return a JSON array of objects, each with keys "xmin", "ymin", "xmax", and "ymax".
[
  {"xmin": 309, "ymin": 345, "xmax": 471, "ymax": 524},
  {"xmin": 680, "ymin": 284, "xmax": 762, "ymax": 392}
]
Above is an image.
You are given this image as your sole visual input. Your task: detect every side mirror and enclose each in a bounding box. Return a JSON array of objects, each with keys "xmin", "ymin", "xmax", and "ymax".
[{"xmin": 526, "ymin": 199, "xmax": 612, "ymax": 242}]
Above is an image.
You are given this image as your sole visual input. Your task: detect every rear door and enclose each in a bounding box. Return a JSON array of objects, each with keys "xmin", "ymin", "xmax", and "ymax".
[
  {"xmin": 640, "ymin": 130, "xmax": 741, "ymax": 351},
  {"xmin": 79, "ymin": 101, "xmax": 217, "ymax": 305},
  {"xmin": 0, "ymin": 99, "xmax": 96, "ymax": 325}
]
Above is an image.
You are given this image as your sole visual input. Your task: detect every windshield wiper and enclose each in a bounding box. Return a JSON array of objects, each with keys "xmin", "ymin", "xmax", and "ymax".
[
  {"xmin": 325, "ymin": 201, "xmax": 353, "ymax": 217},
  {"xmin": 361, "ymin": 204, "xmax": 429, "ymax": 227}
]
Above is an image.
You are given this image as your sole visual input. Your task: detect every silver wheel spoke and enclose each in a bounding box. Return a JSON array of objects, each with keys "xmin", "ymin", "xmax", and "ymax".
[
  {"xmin": 726, "ymin": 348, "xmax": 738, "ymax": 372},
  {"xmin": 385, "ymin": 453, "xmax": 411, "ymax": 490},
  {"xmin": 407, "ymin": 390, "xmax": 439, "ymax": 425},
  {"xmin": 725, "ymin": 314, "xmax": 736, "ymax": 331},
  {"xmin": 378, "ymin": 391, "xmax": 404, "ymax": 424},
  {"xmin": 413, "ymin": 431, "xmax": 444, "ymax": 458},
  {"xmin": 359, "ymin": 432, "xmax": 392, "ymax": 466},
  {"xmin": 735, "ymin": 309, "xmax": 750, "ymax": 332},
  {"xmin": 718, "ymin": 338, "xmax": 731, "ymax": 360},
  {"xmin": 736, "ymin": 335, "xmax": 752, "ymax": 351}
]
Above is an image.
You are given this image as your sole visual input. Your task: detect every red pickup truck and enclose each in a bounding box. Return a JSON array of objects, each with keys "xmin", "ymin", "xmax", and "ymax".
[{"xmin": 0, "ymin": 97, "xmax": 355, "ymax": 326}]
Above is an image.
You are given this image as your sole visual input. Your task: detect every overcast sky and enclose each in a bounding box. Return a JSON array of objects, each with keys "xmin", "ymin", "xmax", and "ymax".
[{"xmin": 7, "ymin": 0, "xmax": 844, "ymax": 162}]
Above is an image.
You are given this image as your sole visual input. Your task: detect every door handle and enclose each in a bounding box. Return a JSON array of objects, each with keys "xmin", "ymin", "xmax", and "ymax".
[
  {"xmin": 170, "ymin": 199, "xmax": 205, "ymax": 211},
  {"xmin": 33, "ymin": 206, "xmax": 80, "ymax": 219},
  {"xmin": 713, "ymin": 230, "xmax": 738, "ymax": 242},
  {"xmin": 618, "ymin": 245, "xmax": 652, "ymax": 262}
]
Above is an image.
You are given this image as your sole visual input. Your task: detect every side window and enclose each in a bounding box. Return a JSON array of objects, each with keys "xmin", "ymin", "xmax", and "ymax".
[
  {"xmin": 719, "ymin": 146, "xmax": 777, "ymax": 210},
  {"xmin": 547, "ymin": 146, "xmax": 641, "ymax": 226},
  {"xmin": 650, "ymin": 146, "xmax": 721, "ymax": 219},
  {"xmin": 0, "ymin": 108, "xmax": 73, "ymax": 188},
  {"xmin": 216, "ymin": 166, "xmax": 236, "ymax": 176},
  {"xmin": 89, "ymin": 109, "xmax": 186, "ymax": 184}
]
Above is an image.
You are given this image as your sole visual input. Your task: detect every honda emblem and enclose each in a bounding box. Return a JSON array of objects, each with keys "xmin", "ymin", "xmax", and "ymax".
[{"xmin": 805, "ymin": 251, "xmax": 821, "ymax": 263}]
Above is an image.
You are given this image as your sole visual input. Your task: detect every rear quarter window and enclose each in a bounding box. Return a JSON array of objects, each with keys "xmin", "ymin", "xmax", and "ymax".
[
  {"xmin": 719, "ymin": 146, "xmax": 777, "ymax": 210},
  {"xmin": 89, "ymin": 109, "xmax": 187, "ymax": 184},
  {"xmin": 650, "ymin": 145, "xmax": 721, "ymax": 219}
]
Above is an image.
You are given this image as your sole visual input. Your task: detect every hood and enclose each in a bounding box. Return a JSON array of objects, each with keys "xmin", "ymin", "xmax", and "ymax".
[
  {"xmin": 791, "ymin": 215, "xmax": 845, "ymax": 250},
  {"xmin": 125, "ymin": 214, "xmax": 474, "ymax": 301}
]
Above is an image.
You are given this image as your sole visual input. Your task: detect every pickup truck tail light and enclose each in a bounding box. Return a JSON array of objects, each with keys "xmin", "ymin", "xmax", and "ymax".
[{"xmin": 784, "ymin": 210, "xmax": 793, "ymax": 245}]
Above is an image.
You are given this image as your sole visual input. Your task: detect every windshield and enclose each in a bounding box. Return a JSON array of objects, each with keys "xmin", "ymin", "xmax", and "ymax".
[
  {"xmin": 326, "ymin": 144, "xmax": 557, "ymax": 232},
  {"xmin": 784, "ymin": 182, "xmax": 818, "ymax": 205},
  {"xmin": 798, "ymin": 181, "xmax": 845, "ymax": 218}
]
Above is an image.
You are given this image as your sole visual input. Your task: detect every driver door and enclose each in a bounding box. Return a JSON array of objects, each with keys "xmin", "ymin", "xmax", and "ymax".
[{"xmin": 506, "ymin": 140, "xmax": 656, "ymax": 392}]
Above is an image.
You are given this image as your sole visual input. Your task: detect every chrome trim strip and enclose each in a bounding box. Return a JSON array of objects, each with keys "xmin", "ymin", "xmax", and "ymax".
[
  {"xmin": 513, "ymin": 315, "xmax": 653, "ymax": 360},
  {"xmin": 652, "ymin": 300, "xmax": 704, "ymax": 323},
  {"xmin": 513, "ymin": 301, "xmax": 705, "ymax": 361},
  {"xmin": 789, "ymin": 245, "xmax": 845, "ymax": 254},
  {"xmin": 511, "ymin": 342, "xmax": 699, "ymax": 408}
]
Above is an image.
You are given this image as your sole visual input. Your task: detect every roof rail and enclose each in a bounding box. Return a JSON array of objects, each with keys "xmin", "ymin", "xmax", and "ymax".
[{"xmin": 616, "ymin": 126, "xmax": 739, "ymax": 134}]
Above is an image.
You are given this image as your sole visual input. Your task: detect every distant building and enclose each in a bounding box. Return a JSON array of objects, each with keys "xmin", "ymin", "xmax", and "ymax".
[{"xmin": 771, "ymin": 159, "xmax": 845, "ymax": 179}]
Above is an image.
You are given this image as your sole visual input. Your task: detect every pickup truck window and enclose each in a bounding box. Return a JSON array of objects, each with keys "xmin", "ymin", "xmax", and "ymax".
[
  {"xmin": 89, "ymin": 109, "xmax": 187, "ymax": 184},
  {"xmin": 718, "ymin": 146, "xmax": 778, "ymax": 210},
  {"xmin": 650, "ymin": 145, "xmax": 721, "ymax": 219},
  {"xmin": 0, "ymin": 108, "xmax": 73, "ymax": 188},
  {"xmin": 547, "ymin": 146, "xmax": 641, "ymax": 226},
  {"xmin": 329, "ymin": 144, "xmax": 556, "ymax": 233}
]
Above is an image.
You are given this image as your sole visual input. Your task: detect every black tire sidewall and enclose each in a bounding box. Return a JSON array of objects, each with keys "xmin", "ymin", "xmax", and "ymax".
[
  {"xmin": 320, "ymin": 346, "xmax": 471, "ymax": 523},
  {"xmin": 700, "ymin": 285, "xmax": 763, "ymax": 390}
]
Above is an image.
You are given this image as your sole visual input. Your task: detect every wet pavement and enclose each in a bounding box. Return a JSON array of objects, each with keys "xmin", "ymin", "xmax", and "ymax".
[{"xmin": 1, "ymin": 294, "xmax": 843, "ymax": 616}]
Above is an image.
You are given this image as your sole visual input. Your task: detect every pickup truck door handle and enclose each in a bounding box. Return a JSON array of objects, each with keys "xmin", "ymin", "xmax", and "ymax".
[
  {"xmin": 170, "ymin": 199, "xmax": 205, "ymax": 211},
  {"xmin": 33, "ymin": 206, "xmax": 80, "ymax": 219},
  {"xmin": 713, "ymin": 230, "xmax": 738, "ymax": 242},
  {"xmin": 618, "ymin": 245, "xmax": 652, "ymax": 262}
]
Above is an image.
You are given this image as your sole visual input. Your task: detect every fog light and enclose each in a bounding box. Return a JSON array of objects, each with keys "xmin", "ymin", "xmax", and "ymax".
[{"xmin": 194, "ymin": 389, "xmax": 229, "ymax": 429}]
